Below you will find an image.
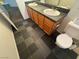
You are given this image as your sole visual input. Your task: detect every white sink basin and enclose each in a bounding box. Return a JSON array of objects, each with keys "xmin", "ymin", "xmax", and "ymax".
[
  {"xmin": 28, "ymin": 2, "xmax": 38, "ymax": 7},
  {"xmin": 43, "ymin": 9, "xmax": 60, "ymax": 16}
]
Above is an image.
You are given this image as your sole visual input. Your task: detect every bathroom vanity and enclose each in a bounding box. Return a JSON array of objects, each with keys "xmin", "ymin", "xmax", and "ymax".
[{"xmin": 26, "ymin": 2, "xmax": 66, "ymax": 35}]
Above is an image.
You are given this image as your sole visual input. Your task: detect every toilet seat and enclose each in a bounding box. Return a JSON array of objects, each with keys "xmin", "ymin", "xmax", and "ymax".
[{"xmin": 56, "ymin": 34, "xmax": 73, "ymax": 49}]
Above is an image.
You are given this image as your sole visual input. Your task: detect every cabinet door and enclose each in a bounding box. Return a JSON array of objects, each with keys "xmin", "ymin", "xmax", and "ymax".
[
  {"xmin": 27, "ymin": 7, "xmax": 34, "ymax": 20},
  {"xmin": 27, "ymin": 7, "xmax": 31, "ymax": 17},
  {"xmin": 38, "ymin": 14, "xmax": 44, "ymax": 29},
  {"xmin": 43, "ymin": 17, "xmax": 56, "ymax": 35},
  {"xmin": 32, "ymin": 10, "xmax": 38, "ymax": 24}
]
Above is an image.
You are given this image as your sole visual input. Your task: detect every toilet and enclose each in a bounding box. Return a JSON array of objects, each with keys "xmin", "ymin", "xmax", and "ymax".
[
  {"xmin": 56, "ymin": 20, "xmax": 79, "ymax": 49},
  {"xmin": 56, "ymin": 34, "xmax": 73, "ymax": 49}
]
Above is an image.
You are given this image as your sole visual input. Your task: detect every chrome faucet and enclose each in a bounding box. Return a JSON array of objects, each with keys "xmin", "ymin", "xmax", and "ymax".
[
  {"xmin": 57, "ymin": 0, "xmax": 60, "ymax": 6},
  {"xmin": 52, "ymin": 0, "xmax": 60, "ymax": 10}
]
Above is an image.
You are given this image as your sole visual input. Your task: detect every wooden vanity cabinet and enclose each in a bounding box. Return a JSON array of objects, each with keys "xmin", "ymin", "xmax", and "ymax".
[
  {"xmin": 27, "ymin": 7, "xmax": 34, "ymax": 20},
  {"xmin": 38, "ymin": 13, "xmax": 44, "ymax": 29},
  {"xmin": 27, "ymin": 7, "xmax": 31, "ymax": 17},
  {"xmin": 32, "ymin": 10, "xmax": 38, "ymax": 24},
  {"xmin": 43, "ymin": 17, "xmax": 57, "ymax": 35},
  {"xmin": 27, "ymin": 7, "xmax": 57, "ymax": 35}
]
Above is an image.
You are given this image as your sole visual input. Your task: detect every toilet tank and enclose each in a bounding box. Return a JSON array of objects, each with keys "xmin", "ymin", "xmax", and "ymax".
[{"xmin": 64, "ymin": 19, "xmax": 79, "ymax": 40}]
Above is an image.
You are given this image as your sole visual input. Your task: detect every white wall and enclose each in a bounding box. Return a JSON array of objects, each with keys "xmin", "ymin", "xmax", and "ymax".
[
  {"xmin": 16, "ymin": 0, "xmax": 29, "ymax": 19},
  {"xmin": 0, "ymin": 16, "xmax": 20, "ymax": 59},
  {"xmin": 57, "ymin": 0, "xmax": 79, "ymax": 33}
]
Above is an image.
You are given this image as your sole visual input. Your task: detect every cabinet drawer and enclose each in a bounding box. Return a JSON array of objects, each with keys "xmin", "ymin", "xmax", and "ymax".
[{"xmin": 38, "ymin": 14, "xmax": 44, "ymax": 29}]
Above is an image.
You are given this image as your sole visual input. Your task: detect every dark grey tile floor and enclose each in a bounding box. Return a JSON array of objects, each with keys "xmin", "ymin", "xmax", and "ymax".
[
  {"xmin": 13, "ymin": 19, "xmax": 77, "ymax": 59},
  {"xmin": 7, "ymin": 7, "xmax": 78, "ymax": 59},
  {"xmin": 14, "ymin": 19, "xmax": 51, "ymax": 59}
]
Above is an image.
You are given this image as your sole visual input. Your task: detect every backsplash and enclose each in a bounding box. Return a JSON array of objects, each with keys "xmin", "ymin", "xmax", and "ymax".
[
  {"xmin": 45, "ymin": 0, "xmax": 59, "ymax": 6},
  {"xmin": 45, "ymin": 0, "xmax": 75, "ymax": 9}
]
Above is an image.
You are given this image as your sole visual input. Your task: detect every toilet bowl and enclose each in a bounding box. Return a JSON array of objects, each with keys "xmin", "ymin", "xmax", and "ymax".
[
  {"xmin": 56, "ymin": 19, "xmax": 79, "ymax": 49},
  {"xmin": 56, "ymin": 34, "xmax": 73, "ymax": 49}
]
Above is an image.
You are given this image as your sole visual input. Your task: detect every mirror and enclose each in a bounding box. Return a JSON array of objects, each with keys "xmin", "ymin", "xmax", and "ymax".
[
  {"xmin": 45, "ymin": 0, "xmax": 59, "ymax": 6},
  {"xmin": 40, "ymin": 0, "xmax": 75, "ymax": 9}
]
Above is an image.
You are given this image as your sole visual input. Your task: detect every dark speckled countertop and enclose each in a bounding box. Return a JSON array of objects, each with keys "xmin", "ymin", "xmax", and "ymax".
[{"xmin": 26, "ymin": 2, "xmax": 67, "ymax": 23}]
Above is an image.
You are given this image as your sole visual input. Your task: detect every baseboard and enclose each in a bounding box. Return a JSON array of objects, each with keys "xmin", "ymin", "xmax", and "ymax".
[{"xmin": 24, "ymin": 18, "xmax": 30, "ymax": 20}]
